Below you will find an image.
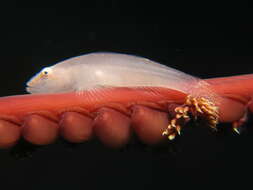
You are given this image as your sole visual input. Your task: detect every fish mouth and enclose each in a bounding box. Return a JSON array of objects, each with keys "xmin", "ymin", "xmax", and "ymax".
[
  {"xmin": 26, "ymin": 77, "xmax": 44, "ymax": 94},
  {"xmin": 26, "ymin": 84, "xmax": 41, "ymax": 94},
  {"xmin": 26, "ymin": 81, "xmax": 34, "ymax": 93},
  {"xmin": 26, "ymin": 72, "xmax": 44, "ymax": 89},
  {"xmin": 26, "ymin": 86, "xmax": 36, "ymax": 93},
  {"xmin": 26, "ymin": 79, "xmax": 36, "ymax": 88}
]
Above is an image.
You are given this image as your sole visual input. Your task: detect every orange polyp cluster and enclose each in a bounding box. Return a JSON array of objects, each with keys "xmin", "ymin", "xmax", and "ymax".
[{"xmin": 162, "ymin": 95, "xmax": 219, "ymax": 140}]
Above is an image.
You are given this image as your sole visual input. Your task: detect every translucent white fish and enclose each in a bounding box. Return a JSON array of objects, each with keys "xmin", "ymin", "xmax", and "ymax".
[{"xmin": 26, "ymin": 52, "xmax": 213, "ymax": 98}]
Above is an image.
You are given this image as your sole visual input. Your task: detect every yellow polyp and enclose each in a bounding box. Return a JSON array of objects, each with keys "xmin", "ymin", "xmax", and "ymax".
[
  {"xmin": 233, "ymin": 127, "xmax": 240, "ymax": 134},
  {"xmin": 162, "ymin": 130, "xmax": 169, "ymax": 136},
  {"xmin": 167, "ymin": 124, "xmax": 172, "ymax": 129},
  {"xmin": 176, "ymin": 108, "xmax": 184, "ymax": 113},
  {"xmin": 176, "ymin": 114, "xmax": 181, "ymax": 119},
  {"xmin": 176, "ymin": 126, "xmax": 181, "ymax": 135},
  {"xmin": 183, "ymin": 115, "xmax": 189, "ymax": 119},
  {"xmin": 168, "ymin": 134, "xmax": 175, "ymax": 140},
  {"xmin": 171, "ymin": 119, "xmax": 177, "ymax": 128},
  {"xmin": 194, "ymin": 104, "xmax": 203, "ymax": 113},
  {"xmin": 183, "ymin": 107, "xmax": 189, "ymax": 112}
]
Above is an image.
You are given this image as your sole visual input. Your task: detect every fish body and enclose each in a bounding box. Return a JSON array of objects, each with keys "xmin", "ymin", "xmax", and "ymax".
[{"xmin": 26, "ymin": 52, "xmax": 203, "ymax": 96}]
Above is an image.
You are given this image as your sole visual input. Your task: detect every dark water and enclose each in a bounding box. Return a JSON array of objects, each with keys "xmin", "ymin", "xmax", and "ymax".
[{"xmin": 0, "ymin": 5, "xmax": 253, "ymax": 190}]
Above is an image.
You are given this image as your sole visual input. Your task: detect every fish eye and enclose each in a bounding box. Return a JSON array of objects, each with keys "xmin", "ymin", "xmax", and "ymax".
[{"xmin": 42, "ymin": 67, "xmax": 51, "ymax": 76}]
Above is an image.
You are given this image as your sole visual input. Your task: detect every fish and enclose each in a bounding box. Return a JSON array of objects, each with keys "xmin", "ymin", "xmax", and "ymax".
[{"xmin": 26, "ymin": 52, "xmax": 214, "ymax": 99}]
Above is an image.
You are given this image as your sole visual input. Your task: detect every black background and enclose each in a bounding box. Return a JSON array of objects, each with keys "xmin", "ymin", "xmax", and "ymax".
[{"xmin": 0, "ymin": 5, "xmax": 253, "ymax": 190}]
